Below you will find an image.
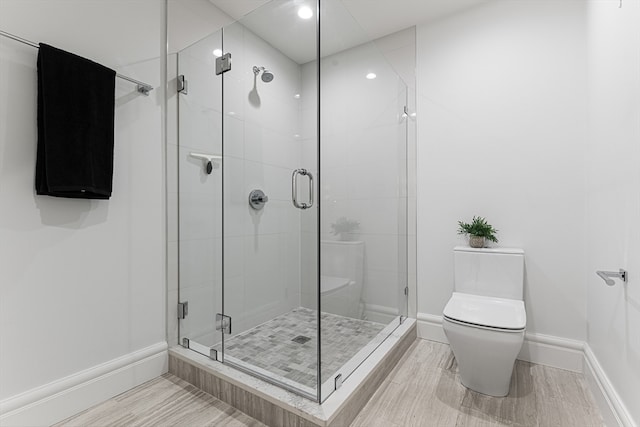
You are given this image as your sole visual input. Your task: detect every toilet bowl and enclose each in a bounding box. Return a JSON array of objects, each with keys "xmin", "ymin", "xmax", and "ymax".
[
  {"xmin": 442, "ymin": 247, "xmax": 526, "ymax": 397},
  {"xmin": 320, "ymin": 240, "xmax": 364, "ymax": 318}
]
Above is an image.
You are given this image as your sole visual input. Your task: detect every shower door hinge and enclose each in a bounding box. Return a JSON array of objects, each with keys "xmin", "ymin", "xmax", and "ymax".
[
  {"xmin": 334, "ymin": 374, "xmax": 343, "ymax": 390},
  {"xmin": 177, "ymin": 75, "xmax": 188, "ymax": 94},
  {"xmin": 216, "ymin": 53, "xmax": 232, "ymax": 75},
  {"xmin": 181, "ymin": 338, "xmax": 190, "ymax": 348},
  {"xmin": 216, "ymin": 313, "xmax": 232, "ymax": 334},
  {"xmin": 177, "ymin": 301, "xmax": 188, "ymax": 319},
  {"xmin": 404, "ymin": 286, "xmax": 408, "ymax": 296}
]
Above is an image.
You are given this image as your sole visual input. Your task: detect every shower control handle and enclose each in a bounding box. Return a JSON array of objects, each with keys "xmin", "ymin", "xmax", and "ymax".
[
  {"xmin": 249, "ymin": 189, "xmax": 269, "ymax": 210},
  {"xmin": 292, "ymin": 169, "xmax": 314, "ymax": 210}
]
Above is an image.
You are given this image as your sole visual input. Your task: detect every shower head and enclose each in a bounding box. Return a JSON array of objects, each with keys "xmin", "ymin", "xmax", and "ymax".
[
  {"xmin": 261, "ymin": 70, "xmax": 274, "ymax": 83},
  {"xmin": 253, "ymin": 66, "xmax": 274, "ymax": 83}
]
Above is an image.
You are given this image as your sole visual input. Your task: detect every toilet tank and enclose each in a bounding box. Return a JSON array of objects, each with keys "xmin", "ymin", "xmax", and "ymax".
[
  {"xmin": 454, "ymin": 246, "xmax": 525, "ymax": 300},
  {"xmin": 321, "ymin": 240, "xmax": 364, "ymax": 286}
]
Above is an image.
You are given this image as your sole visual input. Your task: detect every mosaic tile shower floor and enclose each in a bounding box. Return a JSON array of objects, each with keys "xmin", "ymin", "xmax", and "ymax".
[{"xmin": 224, "ymin": 307, "xmax": 386, "ymax": 389}]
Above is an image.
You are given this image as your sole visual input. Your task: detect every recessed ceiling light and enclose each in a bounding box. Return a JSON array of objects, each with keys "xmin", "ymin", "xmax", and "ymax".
[
  {"xmin": 294, "ymin": 93, "xmax": 301, "ymax": 99},
  {"xmin": 298, "ymin": 6, "xmax": 313, "ymax": 20},
  {"xmin": 212, "ymin": 49, "xmax": 223, "ymax": 57},
  {"xmin": 366, "ymin": 73, "xmax": 377, "ymax": 80}
]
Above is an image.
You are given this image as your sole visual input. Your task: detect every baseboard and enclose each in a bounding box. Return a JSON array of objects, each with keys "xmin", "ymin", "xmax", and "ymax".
[
  {"xmin": 518, "ymin": 332, "xmax": 584, "ymax": 372},
  {"xmin": 583, "ymin": 344, "xmax": 636, "ymax": 427},
  {"xmin": 416, "ymin": 312, "xmax": 583, "ymax": 372},
  {"xmin": 416, "ymin": 312, "xmax": 448, "ymax": 343},
  {"xmin": 0, "ymin": 342, "xmax": 168, "ymax": 427}
]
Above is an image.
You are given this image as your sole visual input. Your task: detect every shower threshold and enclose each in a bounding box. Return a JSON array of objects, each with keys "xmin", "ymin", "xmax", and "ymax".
[{"xmin": 169, "ymin": 317, "xmax": 416, "ymax": 427}]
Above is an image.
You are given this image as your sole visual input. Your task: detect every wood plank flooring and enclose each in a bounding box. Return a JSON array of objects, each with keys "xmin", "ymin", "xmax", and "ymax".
[
  {"xmin": 56, "ymin": 339, "xmax": 604, "ymax": 427},
  {"xmin": 350, "ymin": 340, "xmax": 604, "ymax": 427},
  {"xmin": 54, "ymin": 374, "xmax": 266, "ymax": 427}
]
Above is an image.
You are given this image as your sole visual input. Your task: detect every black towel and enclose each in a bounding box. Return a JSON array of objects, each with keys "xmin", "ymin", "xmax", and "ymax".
[{"xmin": 36, "ymin": 43, "xmax": 116, "ymax": 199}]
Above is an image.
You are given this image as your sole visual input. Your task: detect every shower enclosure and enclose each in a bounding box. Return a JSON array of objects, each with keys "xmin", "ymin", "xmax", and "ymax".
[{"xmin": 175, "ymin": 0, "xmax": 409, "ymax": 403}]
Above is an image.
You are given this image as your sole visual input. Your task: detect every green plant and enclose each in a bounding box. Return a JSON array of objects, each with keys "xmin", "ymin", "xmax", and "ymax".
[
  {"xmin": 331, "ymin": 216, "xmax": 360, "ymax": 235},
  {"xmin": 457, "ymin": 216, "xmax": 499, "ymax": 243}
]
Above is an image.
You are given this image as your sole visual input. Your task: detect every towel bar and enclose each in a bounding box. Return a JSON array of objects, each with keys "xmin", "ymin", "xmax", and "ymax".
[{"xmin": 0, "ymin": 29, "xmax": 154, "ymax": 95}]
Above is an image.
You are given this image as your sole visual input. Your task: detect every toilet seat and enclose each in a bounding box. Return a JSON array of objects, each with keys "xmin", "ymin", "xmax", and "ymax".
[{"xmin": 443, "ymin": 292, "xmax": 526, "ymax": 331}]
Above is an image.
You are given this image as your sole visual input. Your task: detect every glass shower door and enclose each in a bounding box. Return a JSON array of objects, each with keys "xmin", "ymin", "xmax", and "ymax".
[
  {"xmin": 318, "ymin": 0, "xmax": 409, "ymax": 402},
  {"xmin": 220, "ymin": 3, "xmax": 319, "ymax": 400},
  {"xmin": 177, "ymin": 30, "xmax": 224, "ymax": 360}
]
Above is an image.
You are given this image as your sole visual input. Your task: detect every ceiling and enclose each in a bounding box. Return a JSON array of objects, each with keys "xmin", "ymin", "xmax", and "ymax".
[
  {"xmin": 206, "ymin": 0, "xmax": 489, "ymax": 64},
  {"xmin": 170, "ymin": 0, "xmax": 490, "ymax": 63},
  {"xmin": 339, "ymin": 0, "xmax": 490, "ymax": 41},
  {"xmin": 210, "ymin": 0, "xmax": 490, "ymax": 37}
]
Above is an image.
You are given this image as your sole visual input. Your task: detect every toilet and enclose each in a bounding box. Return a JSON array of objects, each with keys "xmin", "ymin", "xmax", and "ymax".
[
  {"xmin": 442, "ymin": 246, "xmax": 526, "ymax": 397},
  {"xmin": 321, "ymin": 240, "xmax": 364, "ymax": 318}
]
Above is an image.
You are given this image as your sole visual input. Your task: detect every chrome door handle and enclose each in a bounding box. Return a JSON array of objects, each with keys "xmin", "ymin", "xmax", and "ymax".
[{"xmin": 292, "ymin": 168, "xmax": 314, "ymax": 210}]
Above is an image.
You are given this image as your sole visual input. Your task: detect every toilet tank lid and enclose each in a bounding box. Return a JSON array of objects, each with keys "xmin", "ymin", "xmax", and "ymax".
[
  {"xmin": 444, "ymin": 292, "xmax": 526, "ymax": 330},
  {"xmin": 454, "ymin": 246, "xmax": 524, "ymax": 255}
]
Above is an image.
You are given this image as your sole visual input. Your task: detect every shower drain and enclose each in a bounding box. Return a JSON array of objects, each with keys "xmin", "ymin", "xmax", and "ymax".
[{"xmin": 291, "ymin": 335, "xmax": 311, "ymax": 344}]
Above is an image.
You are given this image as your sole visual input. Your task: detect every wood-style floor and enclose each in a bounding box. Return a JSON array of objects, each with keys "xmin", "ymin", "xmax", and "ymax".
[
  {"xmin": 351, "ymin": 340, "xmax": 603, "ymax": 426},
  {"xmin": 56, "ymin": 339, "xmax": 604, "ymax": 427}
]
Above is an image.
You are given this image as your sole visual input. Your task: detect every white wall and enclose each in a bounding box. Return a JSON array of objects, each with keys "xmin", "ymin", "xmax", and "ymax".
[
  {"xmin": 586, "ymin": 1, "xmax": 640, "ymax": 425},
  {"xmin": 0, "ymin": 0, "xmax": 165, "ymax": 422},
  {"xmin": 416, "ymin": 0, "xmax": 589, "ymax": 341}
]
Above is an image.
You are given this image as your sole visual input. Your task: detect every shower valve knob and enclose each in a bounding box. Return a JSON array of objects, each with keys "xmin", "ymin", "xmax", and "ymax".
[{"xmin": 249, "ymin": 189, "xmax": 269, "ymax": 210}]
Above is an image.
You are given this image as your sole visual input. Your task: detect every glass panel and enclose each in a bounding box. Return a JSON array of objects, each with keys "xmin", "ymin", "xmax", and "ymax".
[
  {"xmin": 221, "ymin": 1, "xmax": 319, "ymax": 400},
  {"xmin": 177, "ymin": 30, "xmax": 224, "ymax": 359},
  {"xmin": 398, "ymin": 81, "xmax": 409, "ymax": 320},
  {"xmin": 319, "ymin": 0, "xmax": 409, "ymax": 402}
]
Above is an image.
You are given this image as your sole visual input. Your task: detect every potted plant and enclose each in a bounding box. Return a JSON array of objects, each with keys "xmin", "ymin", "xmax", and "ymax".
[
  {"xmin": 457, "ymin": 216, "xmax": 498, "ymax": 248},
  {"xmin": 331, "ymin": 216, "xmax": 360, "ymax": 241}
]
